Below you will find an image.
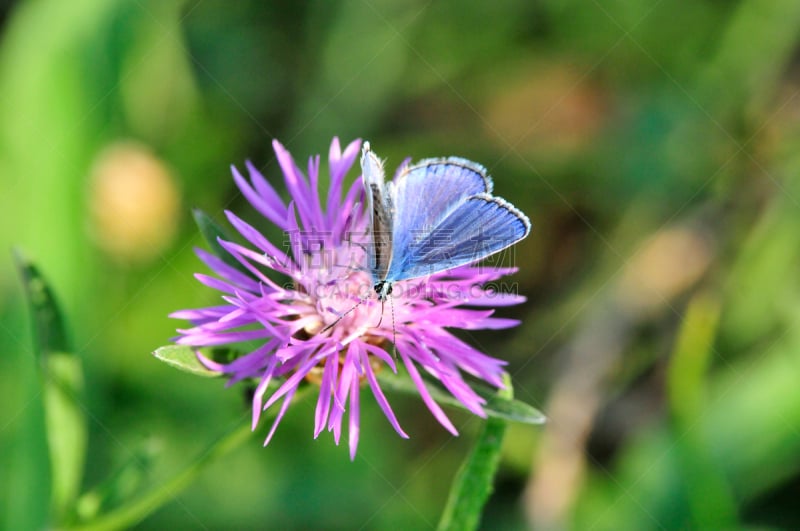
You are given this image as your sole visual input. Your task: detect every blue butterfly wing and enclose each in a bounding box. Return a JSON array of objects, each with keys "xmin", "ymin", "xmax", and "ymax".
[
  {"xmin": 389, "ymin": 193, "xmax": 531, "ymax": 281},
  {"xmin": 389, "ymin": 158, "xmax": 493, "ymax": 277},
  {"xmin": 361, "ymin": 142, "xmax": 394, "ymax": 282}
]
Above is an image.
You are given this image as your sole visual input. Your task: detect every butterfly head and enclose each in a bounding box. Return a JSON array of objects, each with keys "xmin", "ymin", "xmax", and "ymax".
[{"xmin": 374, "ymin": 280, "xmax": 393, "ymax": 301}]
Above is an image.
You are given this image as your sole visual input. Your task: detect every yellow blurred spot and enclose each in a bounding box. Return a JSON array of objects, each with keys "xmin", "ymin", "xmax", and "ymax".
[
  {"xmin": 88, "ymin": 141, "xmax": 180, "ymax": 264},
  {"xmin": 483, "ymin": 63, "xmax": 606, "ymax": 155},
  {"xmin": 617, "ymin": 227, "xmax": 713, "ymax": 314}
]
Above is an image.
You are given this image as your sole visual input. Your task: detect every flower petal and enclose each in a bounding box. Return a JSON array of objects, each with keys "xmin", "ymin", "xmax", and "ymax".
[
  {"xmin": 348, "ymin": 369, "xmax": 360, "ymax": 460},
  {"xmin": 245, "ymin": 160, "xmax": 288, "ymax": 222},
  {"xmin": 264, "ymin": 386, "xmax": 297, "ymax": 446},
  {"xmin": 252, "ymin": 357, "xmax": 280, "ymax": 429},
  {"xmin": 314, "ymin": 353, "xmax": 338, "ymax": 438},
  {"xmin": 361, "ymin": 346, "xmax": 408, "ymax": 438},
  {"xmin": 195, "ymin": 248, "xmax": 261, "ymax": 292},
  {"xmin": 328, "ymin": 137, "xmax": 361, "ymax": 225},
  {"xmin": 307, "ymin": 154, "xmax": 324, "ymax": 229},
  {"xmin": 272, "ymin": 140, "xmax": 315, "ymax": 231},
  {"xmin": 233, "ymin": 163, "xmax": 287, "ymax": 228},
  {"xmin": 398, "ymin": 341, "xmax": 458, "ymax": 436},
  {"xmin": 224, "ymin": 210, "xmax": 292, "ymax": 266}
]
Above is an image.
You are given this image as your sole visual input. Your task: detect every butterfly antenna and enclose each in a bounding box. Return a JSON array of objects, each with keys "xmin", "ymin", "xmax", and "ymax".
[
  {"xmin": 376, "ymin": 299, "xmax": 384, "ymax": 328},
  {"xmin": 390, "ymin": 295, "xmax": 397, "ymax": 359},
  {"xmin": 319, "ymin": 298, "xmax": 366, "ymax": 335}
]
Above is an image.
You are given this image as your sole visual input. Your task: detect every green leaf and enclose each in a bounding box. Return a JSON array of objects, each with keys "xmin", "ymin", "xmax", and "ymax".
[
  {"xmin": 667, "ymin": 293, "xmax": 737, "ymax": 528},
  {"xmin": 376, "ymin": 367, "xmax": 545, "ymax": 425},
  {"xmin": 14, "ymin": 250, "xmax": 87, "ymax": 521},
  {"xmin": 75, "ymin": 438, "xmax": 162, "ymax": 522},
  {"xmin": 437, "ymin": 373, "xmax": 514, "ymax": 531},
  {"xmin": 152, "ymin": 345, "xmax": 223, "ymax": 378},
  {"xmin": 59, "ymin": 385, "xmax": 314, "ymax": 531},
  {"xmin": 59, "ymin": 422, "xmax": 254, "ymax": 531},
  {"xmin": 43, "ymin": 353, "xmax": 88, "ymax": 520},
  {"xmin": 695, "ymin": 0, "xmax": 800, "ymax": 119},
  {"xmin": 668, "ymin": 293, "xmax": 720, "ymax": 422},
  {"xmin": 14, "ymin": 248, "xmax": 69, "ymax": 356},
  {"xmin": 192, "ymin": 208, "xmax": 248, "ymax": 274}
]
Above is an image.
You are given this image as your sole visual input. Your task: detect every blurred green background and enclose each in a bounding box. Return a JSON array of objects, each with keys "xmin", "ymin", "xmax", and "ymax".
[{"xmin": 3, "ymin": 0, "xmax": 800, "ymax": 529}]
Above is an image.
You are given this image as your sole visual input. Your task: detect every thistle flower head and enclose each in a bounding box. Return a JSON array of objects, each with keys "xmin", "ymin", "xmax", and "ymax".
[{"xmin": 172, "ymin": 138, "xmax": 525, "ymax": 458}]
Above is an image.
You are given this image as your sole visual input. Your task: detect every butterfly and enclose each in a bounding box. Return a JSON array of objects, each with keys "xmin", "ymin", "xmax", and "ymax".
[{"xmin": 361, "ymin": 142, "xmax": 531, "ymax": 301}]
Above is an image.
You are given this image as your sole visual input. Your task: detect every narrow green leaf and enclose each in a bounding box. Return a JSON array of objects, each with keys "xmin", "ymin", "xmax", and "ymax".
[
  {"xmin": 43, "ymin": 352, "xmax": 88, "ymax": 520},
  {"xmin": 376, "ymin": 367, "xmax": 545, "ymax": 425},
  {"xmin": 668, "ymin": 293, "xmax": 720, "ymax": 422},
  {"xmin": 667, "ymin": 293, "xmax": 737, "ymax": 528},
  {"xmin": 75, "ymin": 438, "xmax": 161, "ymax": 522},
  {"xmin": 59, "ymin": 385, "xmax": 313, "ymax": 531},
  {"xmin": 14, "ymin": 250, "xmax": 87, "ymax": 520},
  {"xmin": 58, "ymin": 422, "xmax": 254, "ymax": 531},
  {"xmin": 13, "ymin": 249, "xmax": 69, "ymax": 356},
  {"xmin": 695, "ymin": 0, "xmax": 800, "ymax": 119},
  {"xmin": 437, "ymin": 373, "xmax": 514, "ymax": 531},
  {"xmin": 192, "ymin": 208, "xmax": 248, "ymax": 274},
  {"xmin": 152, "ymin": 345, "xmax": 223, "ymax": 378}
]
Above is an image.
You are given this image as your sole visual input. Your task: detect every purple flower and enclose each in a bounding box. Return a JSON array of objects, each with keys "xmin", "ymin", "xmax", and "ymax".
[{"xmin": 171, "ymin": 138, "xmax": 525, "ymax": 458}]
